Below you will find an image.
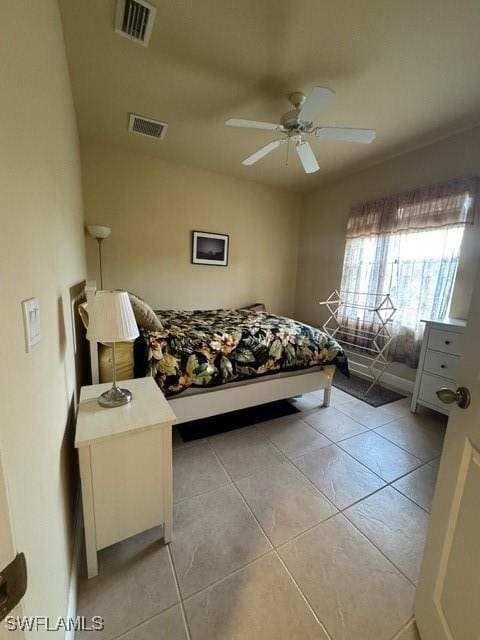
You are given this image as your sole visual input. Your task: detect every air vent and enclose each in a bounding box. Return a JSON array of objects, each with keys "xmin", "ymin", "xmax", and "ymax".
[
  {"xmin": 115, "ymin": 0, "xmax": 157, "ymax": 46},
  {"xmin": 128, "ymin": 113, "xmax": 168, "ymax": 139}
]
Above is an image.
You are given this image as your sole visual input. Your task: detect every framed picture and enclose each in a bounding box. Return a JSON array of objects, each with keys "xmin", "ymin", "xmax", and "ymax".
[{"xmin": 191, "ymin": 231, "xmax": 229, "ymax": 266}]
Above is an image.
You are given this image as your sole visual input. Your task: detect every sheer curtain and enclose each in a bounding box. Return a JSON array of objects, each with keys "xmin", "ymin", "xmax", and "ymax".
[{"xmin": 339, "ymin": 177, "xmax": 478, "ymax": 367}]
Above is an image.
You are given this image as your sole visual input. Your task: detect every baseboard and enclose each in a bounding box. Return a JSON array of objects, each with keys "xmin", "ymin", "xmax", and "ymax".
[
  {"xmin": 347, "ymin": 359, "xmax": 414, "ymax": 396},
  {"xmin": 66, "ymin": 491, "xmax": 83, "ymax": 640}
]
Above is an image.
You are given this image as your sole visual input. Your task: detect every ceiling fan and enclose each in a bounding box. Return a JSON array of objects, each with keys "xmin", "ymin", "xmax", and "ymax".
[{"xmin": 225, "ymin": 87, "xmax": 376, "ymax": 174}]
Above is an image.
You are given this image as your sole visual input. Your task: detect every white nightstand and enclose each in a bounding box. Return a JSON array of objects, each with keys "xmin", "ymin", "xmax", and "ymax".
[{"xmin": 75, "ymin": 377, "xmax": 176, "ymax": 578}]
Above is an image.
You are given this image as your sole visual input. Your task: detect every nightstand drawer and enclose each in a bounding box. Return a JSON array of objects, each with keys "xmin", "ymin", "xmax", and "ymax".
[
  {"xmin": 419, "ymin": 372, "xmax": 451, "ymax": 412},
  {"xmin": 424, "ymin": 349, "xmax": 459, "ymax": 380},
  {"xmin": 427, "ymin": 328, "xmax": 464, "ymax": 356}
]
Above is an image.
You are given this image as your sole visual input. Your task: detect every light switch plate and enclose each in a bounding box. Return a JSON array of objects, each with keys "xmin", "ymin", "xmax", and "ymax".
[{"xmin": 22, "ymin": 298, "xmax": 41, "ymax": 353}]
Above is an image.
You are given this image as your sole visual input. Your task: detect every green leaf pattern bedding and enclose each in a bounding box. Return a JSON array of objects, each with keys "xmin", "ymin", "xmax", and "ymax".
[{"xmin": 136, "ymin": 309, "xmax": 348, "ymax": 397}]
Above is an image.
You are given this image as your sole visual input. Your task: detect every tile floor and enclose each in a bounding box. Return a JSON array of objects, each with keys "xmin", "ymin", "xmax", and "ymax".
[{"xmin": 77, "ymin": 389, "xmax": 446, "ymax": 640}]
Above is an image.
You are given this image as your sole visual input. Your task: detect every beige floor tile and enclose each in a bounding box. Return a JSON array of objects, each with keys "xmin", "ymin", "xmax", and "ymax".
[
  {"xmin": 236, "ymin": 460, "xmax": 336, "ymax": 546},
  {"xmin": 415, "ymin": 404, "xmax": 448, "ymax": 421},
  {"xmin": 260, "ymin": 416, "xmax": 331, "ymax": 458},
  {"xmin": 339, "ymin": 431, "xmax": 422, "ymax": 482},
  {"xmin": 392, "ymin": 619, "xmax": 421, "ymax": 640},
  {"xmin": 345, "ymin": 486, "xmax": 429, "ymax": 583},
  {"xmin": 289, "ymin": 392, "xmax": 324, "ymax": 412},
  {"xmin": 184, "ymin": 552, "xmax": 329, "ymax": 640},
  {"xmin": 173, "ymin": 443, "xmax": 230, "ymax": 503},
  {"xmin": 384, "ymin": 397, "xmax": 413, "ymax": 419},
  {"xmin": 118, "ymin": 605, "xmax": 188, "ymax": 640},
  {"xmin": 375, "ymin": 414, "xmax": 445, "ymax": 461},
  {"xmin": 77, "ymin": 528, "xmax": 178, "ymax": 640},
  {"xmin": 172, "ymin": 426, "xmax": 207, "ymax": 449},
  {"xmin": 303, "ymin": 407, "xmax": 368, "ymax": 442},
  {"xmin": 393, "ymin": 464, "xmax": 439, "ymax": 512},
  {"xmin": 279, "ymin": 514, "xmax": 414, "ymax": 640},
  {"xmin": 208, "ymin": 428, "xmax": 286, "ymax": 480},
  {"xmin": 294, "ymin": 445, "xmax": 385, "ymax": 509},
  {"xmin": 171, "ymin": 484, "xmax": 271, "ymax": 597},
  {"xmin": 337, "ymin": 397, "xmax": 395, "ymax": 428},
  {"xmin": 328, "ymin": 386, "xmax": 353, "ymax": 406}
]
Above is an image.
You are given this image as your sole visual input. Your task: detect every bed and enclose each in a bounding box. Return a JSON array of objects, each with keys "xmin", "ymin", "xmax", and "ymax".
[{"xmin": 85, "ymin": 282, "xmax": 347, "ymax": 423}]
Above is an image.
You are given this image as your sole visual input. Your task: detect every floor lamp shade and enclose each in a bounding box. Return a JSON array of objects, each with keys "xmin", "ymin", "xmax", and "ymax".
[
  {"xmin": 87, "ymin": 225, "xmax": 111, "ymax": 290},
  {"xmin": 87, "ymin": 291, "xmax": 139, "ymax": 407},
  {"xmin": 87, "ymin": 291, "xmax": 139, "ymax": 343},
  {"xmin": 87, "ymin": 225, "xmax": 111, "ymax": 240}
]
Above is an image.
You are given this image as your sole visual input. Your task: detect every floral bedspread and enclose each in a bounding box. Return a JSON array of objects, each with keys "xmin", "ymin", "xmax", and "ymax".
[{"xmin": 135, "ymin": 309, "xmax": 348, "ymax": 397}]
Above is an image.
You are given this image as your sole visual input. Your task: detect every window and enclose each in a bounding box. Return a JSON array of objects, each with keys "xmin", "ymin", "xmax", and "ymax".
[{"xmin": 339, "ymin": 178, "xmax": 478, "ymax": 367}]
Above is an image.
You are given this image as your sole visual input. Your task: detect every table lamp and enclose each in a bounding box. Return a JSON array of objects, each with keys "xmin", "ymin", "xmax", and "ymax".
[{"xmin": 87, "ymin": 291, "xmax": 139, "ymax": 407}]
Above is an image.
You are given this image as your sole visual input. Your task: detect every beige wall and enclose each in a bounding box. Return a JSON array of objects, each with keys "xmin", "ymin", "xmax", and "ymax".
[
  {"xmin": 0, "ymin": 0, "xmax": 86, "ymax": 626},
  {"xmin": 82, "ymin": 142, "xmax": 301, "ymax": 316},
  {"xmin": 295, "ymin": 126, "xmax": 480, "ymax": 382}
]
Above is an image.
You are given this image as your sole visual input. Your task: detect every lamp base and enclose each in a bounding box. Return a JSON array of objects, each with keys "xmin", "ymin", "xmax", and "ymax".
[{"xmin": 98, "ymin": 384, "xmax": 132, "ymax": 408}]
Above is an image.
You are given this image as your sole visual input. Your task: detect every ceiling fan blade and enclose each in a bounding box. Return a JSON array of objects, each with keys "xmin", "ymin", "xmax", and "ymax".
[
  {"xmin": 242, "ymin": 139, "xmax": 285, "ymax": 165},
  {"xmin": 226, "ymin": 118, "xmax": 282, "ymax": 131},
  {"xmin": 296, "ymin": 141, "xmax": 320, "ymax": 174},
  {"xmin": 298, "ymin": 87, "xmax": 335, "ymax": 123},
  {"xmin": 314, "ymin": 127, "xmax": 376, "ymax": 144}
]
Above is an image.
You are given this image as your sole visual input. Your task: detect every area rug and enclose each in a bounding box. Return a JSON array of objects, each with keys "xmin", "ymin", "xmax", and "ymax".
[
  {"xmin": 178, "ymin": 399, "xmax": 300, "ymax": 442},
  {"xmin": 333, "ymin": 371, "xmax": 406, "ymax": 407}
]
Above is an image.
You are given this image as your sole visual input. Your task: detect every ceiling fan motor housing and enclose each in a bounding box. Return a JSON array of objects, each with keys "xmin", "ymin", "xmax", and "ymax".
[
  {"xmin": 281, "ymin": 91, "xmax": 313, "ymax": 132},
  {"xmin": 281, "ymin": 109, "xmax": 313, "ymax": 133}
]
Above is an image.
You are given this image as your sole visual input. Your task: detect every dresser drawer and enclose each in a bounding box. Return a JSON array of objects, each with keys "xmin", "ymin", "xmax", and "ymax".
[
  {"xmin": 419, "ymin": 372, "xmax": 451, "ymax": 412},
  {"xmin": 424, "ymin": 349, "xmax": 459, "ymax": 380},
  {"xmin": 427, "ymin": 328, "xmax": 464, "ymax": 356}
]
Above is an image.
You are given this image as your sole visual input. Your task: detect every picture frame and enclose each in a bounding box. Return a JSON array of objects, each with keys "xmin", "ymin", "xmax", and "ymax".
[{"xmin": 191, "ymin": 231, "xmax": 229, "ymax": 266}]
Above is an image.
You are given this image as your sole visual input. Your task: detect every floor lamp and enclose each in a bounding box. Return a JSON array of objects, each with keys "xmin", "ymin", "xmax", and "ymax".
[{"xmin": 87, "ymin": 225, "xmax": 111, "ymax": 289}]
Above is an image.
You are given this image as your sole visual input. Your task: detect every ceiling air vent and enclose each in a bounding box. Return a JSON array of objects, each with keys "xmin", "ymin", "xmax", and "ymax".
[
  {"xmin": 115, "ymin": 0, "xmax": 157, "ymax": 46},
  {"xmin": 128, "ymin": 113, "xmax": 168, "ymax": 139}
]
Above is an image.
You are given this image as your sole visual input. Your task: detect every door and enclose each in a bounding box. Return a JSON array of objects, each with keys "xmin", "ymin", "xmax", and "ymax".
[
  {"xmin": 0, "ymin": 449, "xmax": 22, "ymax": 639},
  {"xmin": 415, "ymin": 270, "xmax": 480, "ymax": 639}
]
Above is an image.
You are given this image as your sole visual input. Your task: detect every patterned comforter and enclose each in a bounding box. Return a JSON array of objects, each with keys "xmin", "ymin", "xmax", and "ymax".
[{"xmin": 134, "ymin": 309, "xmax": 348, "ymax": 397}]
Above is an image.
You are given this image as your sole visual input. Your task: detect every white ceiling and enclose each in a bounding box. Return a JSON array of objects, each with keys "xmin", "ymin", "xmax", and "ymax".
[{"xmin": 60, "ymin": 0, "xmax": 480, "ymax": 192}]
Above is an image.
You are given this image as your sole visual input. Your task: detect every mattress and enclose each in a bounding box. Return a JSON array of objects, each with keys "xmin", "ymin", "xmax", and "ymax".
[{"xmin": 135, "ymin": 308, "xmax": 348, "ymax": 397}]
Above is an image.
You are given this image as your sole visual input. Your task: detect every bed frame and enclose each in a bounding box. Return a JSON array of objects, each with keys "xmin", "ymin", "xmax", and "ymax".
[{"xmin": 85, "ymin": 282, "xmax": 333, "ymax": 423}]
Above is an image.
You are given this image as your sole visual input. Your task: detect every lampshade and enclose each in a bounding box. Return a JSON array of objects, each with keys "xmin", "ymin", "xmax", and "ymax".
[
  {"xmin": 87, "ymin": 225, "xmax": 111, "ymax": 240},
  {"xmin": 87, "ymin": 291, "xmax": 139, "ymax": 343}
]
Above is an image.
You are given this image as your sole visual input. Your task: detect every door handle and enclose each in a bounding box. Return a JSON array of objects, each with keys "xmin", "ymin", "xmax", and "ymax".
[{"xmin": 436, "ymin": 386, "xmax": 471, "ymax": 409}]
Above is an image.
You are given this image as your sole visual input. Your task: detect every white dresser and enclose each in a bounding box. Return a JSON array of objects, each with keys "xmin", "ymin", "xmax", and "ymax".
[{"xmin": 411, "ymin": 319, "xmax": 466, "ymax": 416}]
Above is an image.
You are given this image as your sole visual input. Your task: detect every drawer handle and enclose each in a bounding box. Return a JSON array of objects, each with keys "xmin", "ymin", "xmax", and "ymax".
[
  {"xmin": 440, "ymin": 364, "xmax": 446, "ymax": 369},
  {"xmin": 444, "ymin": 340, "xmax": 451, "ymax": 345}
]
